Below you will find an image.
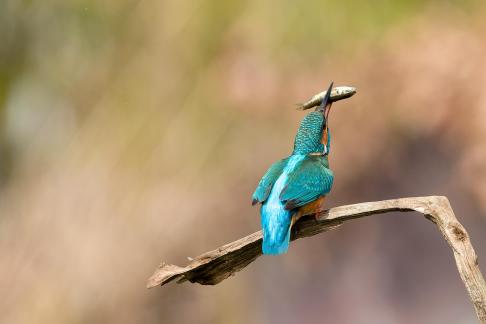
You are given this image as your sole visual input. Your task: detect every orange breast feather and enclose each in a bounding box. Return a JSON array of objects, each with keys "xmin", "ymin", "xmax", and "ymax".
[{"xmin": 295, "ymin": 195, "xmax": 326, "ymax": 220}]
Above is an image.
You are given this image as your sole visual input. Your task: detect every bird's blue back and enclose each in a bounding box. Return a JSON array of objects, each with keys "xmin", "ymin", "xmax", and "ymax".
[{"xmin": 260, "ymin": 155, "xmax": 305, "ymax": 254}]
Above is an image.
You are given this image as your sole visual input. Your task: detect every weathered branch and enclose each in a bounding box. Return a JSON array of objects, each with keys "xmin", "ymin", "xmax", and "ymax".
[{"xmin": 147, "ymin": 196, "xmax": 486, "ymax": 322}]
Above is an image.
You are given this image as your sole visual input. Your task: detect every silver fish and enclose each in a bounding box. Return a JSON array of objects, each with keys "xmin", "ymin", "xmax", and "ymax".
[{"xmin": 297, "ymin": 86, "xmax": 357, "ymax": 110}]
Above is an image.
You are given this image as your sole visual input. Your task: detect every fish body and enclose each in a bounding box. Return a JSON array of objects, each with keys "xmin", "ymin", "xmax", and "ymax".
[{"xmin": 298, "ymin": 86, "xmax": 356, "ymax": 110}]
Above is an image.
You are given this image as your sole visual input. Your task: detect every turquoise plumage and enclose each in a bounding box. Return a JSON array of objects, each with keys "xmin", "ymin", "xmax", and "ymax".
[
  {"xmin": 280, "ymin": 155, "xmax": 333, "ymax": 210},
  {"xmin": 252, "ymin": 111, "xmax": 334, "ymax": 255},
  {"xmin": 252, "ymin": 158, "xmax": 289, "ymax": 205},
  {"xmin": 259, "ymin": 155, "xmax": 306, "ymax": 254}
]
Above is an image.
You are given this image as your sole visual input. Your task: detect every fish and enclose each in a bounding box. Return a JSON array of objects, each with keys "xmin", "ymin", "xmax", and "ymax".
[{"xmin": 297, "ymin": 86, "xmax": 357, "ymax": 110}]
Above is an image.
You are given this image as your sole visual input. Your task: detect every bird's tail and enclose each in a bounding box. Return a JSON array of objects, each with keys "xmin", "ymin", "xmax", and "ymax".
[{"xmin": 261, "ymin": 208, "xmax": 293, "ymax": 255}]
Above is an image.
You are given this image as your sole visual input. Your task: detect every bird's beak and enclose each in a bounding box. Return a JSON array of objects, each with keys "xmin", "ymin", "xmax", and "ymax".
[{"xmin": 316, "ymin": 81, "xmax": 334, "ymax": 113}]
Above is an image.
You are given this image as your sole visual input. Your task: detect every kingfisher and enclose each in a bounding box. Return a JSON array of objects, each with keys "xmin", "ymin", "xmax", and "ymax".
[{"xmin": 252, "ymin": 82, "xmax": 356, "ymax": 255}]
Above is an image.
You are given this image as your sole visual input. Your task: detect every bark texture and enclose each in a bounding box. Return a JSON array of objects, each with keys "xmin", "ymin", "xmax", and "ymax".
[{"xmin": 147, "ymin": 196, "xmax": 486, "ymax": 323}]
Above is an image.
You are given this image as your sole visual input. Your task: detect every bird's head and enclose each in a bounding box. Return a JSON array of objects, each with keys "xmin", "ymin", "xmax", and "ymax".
[{"xmin": 292, "ymin": 82, "xmax": 335, "ymax": 155}]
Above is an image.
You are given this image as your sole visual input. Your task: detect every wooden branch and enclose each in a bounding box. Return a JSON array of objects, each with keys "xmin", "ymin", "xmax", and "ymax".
[{"xmin": 147, "ymin": 196, "xmax": 486, "ymax": 322}]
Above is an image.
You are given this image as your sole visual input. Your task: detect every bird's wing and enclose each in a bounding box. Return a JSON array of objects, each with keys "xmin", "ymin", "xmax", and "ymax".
[
  {"xmin": 252, "ymin": 157, "xmax": 289, "ymax": 205},
  {"xmin": 279, "ymin": 155, "xmax": 334, "ymax": 210}
]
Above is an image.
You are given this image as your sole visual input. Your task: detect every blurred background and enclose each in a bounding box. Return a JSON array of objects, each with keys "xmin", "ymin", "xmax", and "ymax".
[{"xmin": 1, "ymin": 0, "xmax": 486, "ymax": 323}]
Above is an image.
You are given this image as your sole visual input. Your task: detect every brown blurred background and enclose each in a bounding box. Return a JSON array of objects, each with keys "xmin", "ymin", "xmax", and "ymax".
[{"xmin": 1, "ymin": 1, "xmax": 486, "ymax": 323}]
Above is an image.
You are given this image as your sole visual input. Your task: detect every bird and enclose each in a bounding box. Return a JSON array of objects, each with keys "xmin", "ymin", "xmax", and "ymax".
[{"xmin": 252, "ymin": 82, "xmax": 356, "ymax": 255}]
